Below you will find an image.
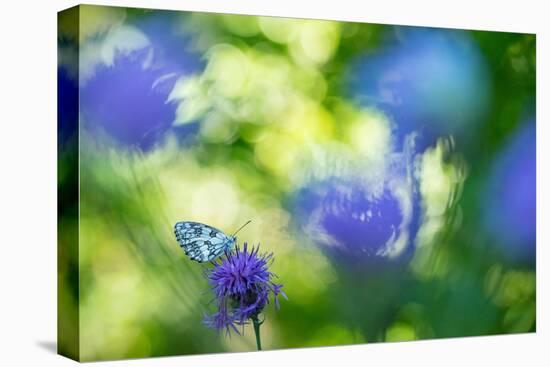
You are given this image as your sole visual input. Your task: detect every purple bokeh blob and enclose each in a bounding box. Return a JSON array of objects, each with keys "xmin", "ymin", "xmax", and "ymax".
[
  {"xmin": 484, "ymin": 120, "xmax": 536, "ymax": 263},
  {"xmin": 293, "ymin": 177, "xmax": 420, "ymax": 270},
  {"xmin": 80, "ymin": 14, "xmax": 201, "ymax": 150},
  {"xmin": 58, "ymin": 66, "xmax": 79, "ymax": 143},
  {"xmin": 349, "ymin": 27, "xmax": 490, "ymax": 151}
]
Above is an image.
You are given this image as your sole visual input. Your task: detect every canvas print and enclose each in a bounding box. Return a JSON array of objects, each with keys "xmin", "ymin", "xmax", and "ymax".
[{"xmin": 57, "ymin": 4, "xmax": 536, "ymax": 362}]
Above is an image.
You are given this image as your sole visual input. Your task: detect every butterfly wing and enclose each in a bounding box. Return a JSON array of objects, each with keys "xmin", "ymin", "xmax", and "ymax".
[{"xmin": 174, "ymin": 221, "xmax": 234, "ymax": 262}]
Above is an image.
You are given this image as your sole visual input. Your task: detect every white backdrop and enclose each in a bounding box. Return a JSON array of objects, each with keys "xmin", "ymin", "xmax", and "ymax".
[{"xmin": 0, "ymin": 0, "xmax": 547, "ymax": 365}]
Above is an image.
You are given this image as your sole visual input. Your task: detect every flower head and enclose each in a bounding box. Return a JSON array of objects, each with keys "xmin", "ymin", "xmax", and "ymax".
[{"xmin": 204, "ymin": 243, "xmax": 285, "ymax": 334}]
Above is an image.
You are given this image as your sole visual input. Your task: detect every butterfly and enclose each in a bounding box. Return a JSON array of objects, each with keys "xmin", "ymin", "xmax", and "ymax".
[{"xmin": 173, "ymin": 220, "xmax": 251, "ymax": 263}]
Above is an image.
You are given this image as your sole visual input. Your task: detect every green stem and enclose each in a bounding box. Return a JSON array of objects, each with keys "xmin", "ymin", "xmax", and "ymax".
[{"xmin": 252, "ymin": 315, "xmax": 262, "ymax": 351}]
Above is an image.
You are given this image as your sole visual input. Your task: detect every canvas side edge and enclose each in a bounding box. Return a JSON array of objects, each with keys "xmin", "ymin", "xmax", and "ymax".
[{"xmin": 57, "ymin": 4, "xmax": 81, "ymax": 362}]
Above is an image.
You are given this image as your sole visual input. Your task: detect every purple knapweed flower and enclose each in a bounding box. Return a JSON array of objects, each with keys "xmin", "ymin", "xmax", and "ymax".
[{"xmin": 203, "ymin": 243, "xmax": 285, "ymax": 335}]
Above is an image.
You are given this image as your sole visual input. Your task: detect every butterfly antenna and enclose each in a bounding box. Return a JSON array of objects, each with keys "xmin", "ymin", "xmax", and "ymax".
[{"xmin": 232, "ymin": 220, "xmax": 252, "ymax": 237}]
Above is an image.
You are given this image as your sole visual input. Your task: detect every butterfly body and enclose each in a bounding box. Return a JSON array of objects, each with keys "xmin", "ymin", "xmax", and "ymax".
[{"xmin": 174, "ymin": 221, "xmax": 236, "ymax": 263}]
